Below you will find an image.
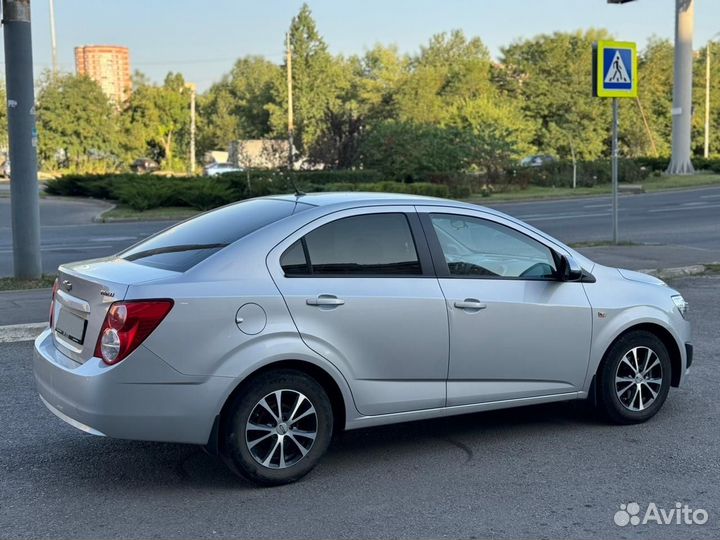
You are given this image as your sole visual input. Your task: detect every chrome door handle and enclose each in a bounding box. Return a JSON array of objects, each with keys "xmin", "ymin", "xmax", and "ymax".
[
  {"xmin": 306, "ymin": 295, "xmax": 345, "ymax": 306},
  {"xmin": 454, "ymin": 299, "xmax": 487, "ymax": 310}
]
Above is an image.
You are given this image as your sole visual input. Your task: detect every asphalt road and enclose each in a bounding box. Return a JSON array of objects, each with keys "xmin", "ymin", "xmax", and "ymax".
[
  {"xmin": 1, "ymin": 187, "xmax": 720, "ymax": 276},
  {"xmin": 0, "ymin": 275, "xmax": 718, "ymax": 539}
]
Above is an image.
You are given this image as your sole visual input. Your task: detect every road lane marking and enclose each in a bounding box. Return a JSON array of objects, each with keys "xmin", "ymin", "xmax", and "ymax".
[
  {"xmin": 648, "ymin": 204, "xmax": 720, "ymax": 213},
  {"xmin": 0, "ymin": 245, "xmax": 113, "ymax": 254}
]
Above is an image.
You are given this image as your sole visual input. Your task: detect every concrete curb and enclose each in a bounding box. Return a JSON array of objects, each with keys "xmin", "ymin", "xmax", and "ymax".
[
  {"xmin": 640, "ymin": 263, "xmax": 719, "ymax": 280},
  {"xmin": 91, "ymin": 202, "xmax": 117, "ymax": 223},
  {"xmin": 0, "ymin": 322, "xmax": 47, "ymax": 343}
]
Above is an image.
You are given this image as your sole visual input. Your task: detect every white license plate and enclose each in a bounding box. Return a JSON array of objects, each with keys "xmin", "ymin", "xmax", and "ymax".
[{"xmin": 55, "ymin": 309, "xmax": 87, "ymax": 345}]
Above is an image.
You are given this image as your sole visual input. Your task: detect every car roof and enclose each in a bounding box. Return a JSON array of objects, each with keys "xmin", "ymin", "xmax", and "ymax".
[{"xmin": 266, "ymin": 191, "xmax": 487, "ymax": 212}]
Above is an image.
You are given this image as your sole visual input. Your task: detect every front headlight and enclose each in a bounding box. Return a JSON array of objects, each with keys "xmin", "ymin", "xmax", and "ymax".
[{"xmin": 672, "ymin": 295, "xmax": 689, "ymax": 319}]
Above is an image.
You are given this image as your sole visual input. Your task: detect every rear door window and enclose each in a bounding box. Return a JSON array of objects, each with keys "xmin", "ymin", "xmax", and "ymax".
[
  {"xmin": 280, "ymin": 213, "xmax": 422, "ymax": 276},
  {"xmin": 122, "ymin": 198, "xmax": 309, "ymax": 271}
]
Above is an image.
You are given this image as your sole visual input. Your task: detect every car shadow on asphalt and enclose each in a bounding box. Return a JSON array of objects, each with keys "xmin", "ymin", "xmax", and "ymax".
[{"xmin": 33, "ymin": 399, "xmax": 605, "ymax": 491}]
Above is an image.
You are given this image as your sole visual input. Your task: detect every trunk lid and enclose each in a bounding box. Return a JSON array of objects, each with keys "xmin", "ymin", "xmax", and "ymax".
[{"xmin": 52, "ymin": 257, "xmax": 177, "ymax": 363}]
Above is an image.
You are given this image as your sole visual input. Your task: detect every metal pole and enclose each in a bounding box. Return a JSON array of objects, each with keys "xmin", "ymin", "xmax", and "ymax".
[
  {"xmin": 286, "ymin": 32, "xmax": 294, "ymax": 171},
  {"xmin": 48, "ymin": 0, "xmax": 57, "ymax": 75},
  {"xmin": 667, "ymin": 0, "xmax": 695, "ymax": 174},
  {"xmin": 188, "ymin": 83, "xmax": 196, "ymax": 174},
  {"xmin": 612, "ymin": 98, "xmax": 619, "ymax": 244},
  {"xmin": 3, "ymin": 0, "xmax": 42, "ymax": 279},
  {"xmin": 705, "ymin": 41, "xmax": 711, "ymax": 158}
]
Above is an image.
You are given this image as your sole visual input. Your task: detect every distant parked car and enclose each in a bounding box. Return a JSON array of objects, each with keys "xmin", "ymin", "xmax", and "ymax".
[
  {"xmin": 1, "ymin": 159, "xmax": 10, "ymax": 178},
  {"xmin": 203, "ymin": 162, "xmax": 243, "ymax": 177},
  {"xmin": 130, "ymin": 158, "xmax": 160, "ymax": 174},
  {"xmin": 520, "ymin": 155, "xmax": 555, "ymax": 168}
]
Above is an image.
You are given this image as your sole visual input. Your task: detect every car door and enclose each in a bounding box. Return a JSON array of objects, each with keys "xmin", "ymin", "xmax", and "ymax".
[
  {"xmin": 267, "ymin": 207, "xmax": 449, "ymax": 416},
  {"xmin": 417, "ymin": 206, "xmax": 593, "ymax": 406}
]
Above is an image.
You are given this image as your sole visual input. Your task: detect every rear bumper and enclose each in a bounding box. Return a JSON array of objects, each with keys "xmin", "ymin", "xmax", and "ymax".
[{"xmin": 33, "ymin": 328, "xmax": 232, "ymax": 445}]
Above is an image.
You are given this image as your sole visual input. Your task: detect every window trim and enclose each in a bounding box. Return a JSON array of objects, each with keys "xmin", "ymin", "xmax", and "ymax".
[
  {"xmin": 418, "ymin": 212, "xmax": 563, "ymax": 282},
  {"xmin": 279, "ymin": 211, "xmax": 435, "ymax": 279}
]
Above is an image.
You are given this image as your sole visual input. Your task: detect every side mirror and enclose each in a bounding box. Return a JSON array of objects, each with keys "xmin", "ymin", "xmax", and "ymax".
[{"xmin": 559, "ymin": 254, "xmax": 584, "ymax": 282}]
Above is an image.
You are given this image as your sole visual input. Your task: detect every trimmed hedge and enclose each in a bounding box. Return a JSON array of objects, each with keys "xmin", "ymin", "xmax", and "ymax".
[
  {"xmin": 504, "ymin": 159, "xmax": 650, "ymax": 189},
  {"xmin": 45, "ymin": 172, "xmax": 448, "ymax": 211}
]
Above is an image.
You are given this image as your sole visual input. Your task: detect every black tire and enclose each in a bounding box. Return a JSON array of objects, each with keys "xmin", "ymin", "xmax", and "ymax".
[
  {"xmin": 222, "ymin": 369, "xmax": 333, "ymax": 486},
  {"xmin": 597, "ymin": 330, "xmax": 671, "ymax": 424}
]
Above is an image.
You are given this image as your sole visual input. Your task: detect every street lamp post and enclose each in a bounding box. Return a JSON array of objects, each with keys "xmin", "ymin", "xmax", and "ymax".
[{"xmin": 2, "ymin": 0, "xmax": 42, "ymax": 279}]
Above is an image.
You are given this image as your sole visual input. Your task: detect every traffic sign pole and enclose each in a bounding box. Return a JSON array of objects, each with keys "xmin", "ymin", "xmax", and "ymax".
[
  {"xmin": 611, "ymin": 98, "xmax": 619, "ymax": 244},
  {"xmin": 593, "ymin": 40, "xmax": 637, "ymax": 245}
]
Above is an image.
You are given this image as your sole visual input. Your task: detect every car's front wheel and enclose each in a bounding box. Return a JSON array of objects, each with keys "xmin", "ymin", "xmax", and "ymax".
[
  {"xmin": 222, "ymin": 369, "xmax": 333, "ymax": 486},
  {"xmin": 597, "ymin": 331, "xmax": 671, "ymax": 424}
]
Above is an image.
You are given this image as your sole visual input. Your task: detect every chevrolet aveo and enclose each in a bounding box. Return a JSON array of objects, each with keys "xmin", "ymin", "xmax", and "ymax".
[{"xmin": 34, "ymin": 193, "xmax": 692, "ymax": 485}]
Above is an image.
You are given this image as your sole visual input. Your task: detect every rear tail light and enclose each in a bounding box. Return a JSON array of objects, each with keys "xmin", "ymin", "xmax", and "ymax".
[
  {"xmin": 49, "ymin": 278, "xmax": 59, "ymax": 328},
  {"xmin": 94, "ymin": 300, "xmax": 173, "ymax": 365}
]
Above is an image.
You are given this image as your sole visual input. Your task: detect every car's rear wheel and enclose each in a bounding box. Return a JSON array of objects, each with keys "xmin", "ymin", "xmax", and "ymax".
[
  {"xmin": 222, "ymin": 369, "xmax": 333, "ymax": 486},
  {"xmin": 597, "ymin": 331, "xmax": 671, "ymax": 424}
]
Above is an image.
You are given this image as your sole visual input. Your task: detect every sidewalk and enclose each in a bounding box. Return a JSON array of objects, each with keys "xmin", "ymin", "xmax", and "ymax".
[{"xmin": 575, "ymin": 243, "xmax": 720, "ymax": 272}]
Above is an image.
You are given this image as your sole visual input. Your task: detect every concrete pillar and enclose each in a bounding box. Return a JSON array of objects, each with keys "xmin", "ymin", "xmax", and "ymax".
[{"xmin": 667, "ymin": 0, "xmax": 695, "ymax": 175}]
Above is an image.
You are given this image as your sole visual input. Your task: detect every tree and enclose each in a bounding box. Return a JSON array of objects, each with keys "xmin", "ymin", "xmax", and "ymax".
[
  {"xmin": 395, "ymin": 30, "xmax": 494, "ymax": 125},
  {"xmin": 125, "ymin": 72, "xmax": 191, "ymax": 169},
  {"xmin": 360, "ymin": 121, "xmax": 468, "ymax": 180},
  {"xmin": 0, "ymin": 82, "xmax": 7, "ymax": 151},
  {"xmin": 692, "ymin": 44, "xmax": 720, "ymax": 157},
  {"xmin": 198, "ymin": 56, "xmax": 281, "ymax": 154},
  {"xmin": 36, "ymin": 74, "xmax": 120, "ymax": 171},
  {"xmin": 446, "ymin": 95, "xmax": 535, "ymax": 178},
  {"xmin": 498, "ymin": 30, "xmax": 613, "ymax": 160},
  {"xmin": 267, "ymin": 3, "xmax": 347, "ymax": 161},
  {"xmin": 625, "ymin": 37, "xmax": 674, "ymax": 157}
]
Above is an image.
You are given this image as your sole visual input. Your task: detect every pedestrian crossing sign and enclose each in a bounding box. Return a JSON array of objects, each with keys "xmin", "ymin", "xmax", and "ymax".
[{"xmin": 593, "ymin": 41, "xmax": 637, "ymax": 98}]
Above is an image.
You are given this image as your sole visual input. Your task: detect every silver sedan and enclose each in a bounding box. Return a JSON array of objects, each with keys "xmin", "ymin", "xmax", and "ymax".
[{"xmin": 34, "ymin": 193, "xmax": 692, "ymax": 485}]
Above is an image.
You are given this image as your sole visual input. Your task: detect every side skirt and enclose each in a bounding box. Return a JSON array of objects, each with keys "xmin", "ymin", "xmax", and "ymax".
[{"xmin": 344, "ymin": 391, "xmax": 582, "ymax": 431}]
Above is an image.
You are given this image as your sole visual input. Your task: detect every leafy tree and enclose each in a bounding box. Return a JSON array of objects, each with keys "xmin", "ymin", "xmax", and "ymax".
[
  {"xmin": 0, "ymin": 82, "xmax": 7, "ymax": 151},
  {"xmin": 267, "ymin": 3, "xmax": 347, "ymax": 161},
  {"xmin": 446, "ymin": 95, "xmax": 535, "ymax": 178},
  {"xmin": 125, "ymin": 72, "xmax": 191, "ymax": 169},
  {"xmin": 360, "ymin": 121, "xmax": 468, "ymax": 180},
  {"xmin": 36, "ymin": 74, "xmax": 120, "ymax": 171},
  {"xmin": 692, "ymin": 44, "xmax": 720, "ymax": 157},
  {"xmin": 624, "ymin": 37, "xmax": 674, "ymax": 157},
  {"xmin": 198, "ymin": 56, "xmax": 281, "ymax": 154},
  {"xmin": 498, "ymin": 30, "xmax": 613, "ymax": 160},
  {"xmin": 395, "ymin": 30, "xmax": 493, "ymax": 124}
]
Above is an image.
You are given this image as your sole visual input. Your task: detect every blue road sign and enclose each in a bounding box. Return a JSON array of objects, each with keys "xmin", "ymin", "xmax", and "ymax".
[{"xmin": 594, "ymin": 41, "xmax": 637, "ymax": 98}]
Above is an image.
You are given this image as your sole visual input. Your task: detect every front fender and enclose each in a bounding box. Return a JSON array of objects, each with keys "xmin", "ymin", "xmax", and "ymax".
[{"xmin": 583, "ymin": 306, "xmax": 686, "ymax": 391}]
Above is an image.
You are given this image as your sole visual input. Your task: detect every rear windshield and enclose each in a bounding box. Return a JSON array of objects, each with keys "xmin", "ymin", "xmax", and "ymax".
[{"xmin": 120, "ymin": 198, "xmax": 308, "ymax": 271}]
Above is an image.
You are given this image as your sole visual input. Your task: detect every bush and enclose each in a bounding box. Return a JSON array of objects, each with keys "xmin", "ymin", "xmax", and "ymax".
[
  {"xmin": 45, "ymin": 172, "xmax": 452, "ymax": 212},
  {"xmin": 112, "ymin": 180, "xmax": 178, "ymax": 211},
  {"xmin": 501, "ymin": 159, "xmax": 650, "ymax": 189},
  {"xmin": 178, "ymin": 179, "xmax": 235, "ymax": 210}
]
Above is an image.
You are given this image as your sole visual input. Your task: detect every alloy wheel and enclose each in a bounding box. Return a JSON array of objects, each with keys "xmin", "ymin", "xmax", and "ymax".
[
  {"xmin": 245, "ymin": 389, "xmax": 318, "ymax": 469},
  {"xmin": 615, "ymin": 346, "xmax": 663, "ymax": 412}
]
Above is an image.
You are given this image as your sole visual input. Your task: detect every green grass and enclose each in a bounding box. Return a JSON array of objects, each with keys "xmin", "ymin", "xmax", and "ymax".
[
  {"xmin": 0, "ymin": 274, "xmax": 56, "ymax": 291},
  {"xmin": 462, "ymin": 173, "xmax": 720, "ymax": 204},
  {"xmin": 568, "ymin": 240, "xmax": 639, "ymax": 248},
  {"xmin": 100, "ymin": 205, "xmax": 201, "ymax": 222},
  {"xmin": 642, "ymin": 173, "xmax": 719, "ymax": 192}
]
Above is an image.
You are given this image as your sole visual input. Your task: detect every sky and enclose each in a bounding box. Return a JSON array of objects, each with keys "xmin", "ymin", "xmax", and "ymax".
[{"xmin": 1, "ymin": 0, "xmax": 719, "ymax": 93}]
